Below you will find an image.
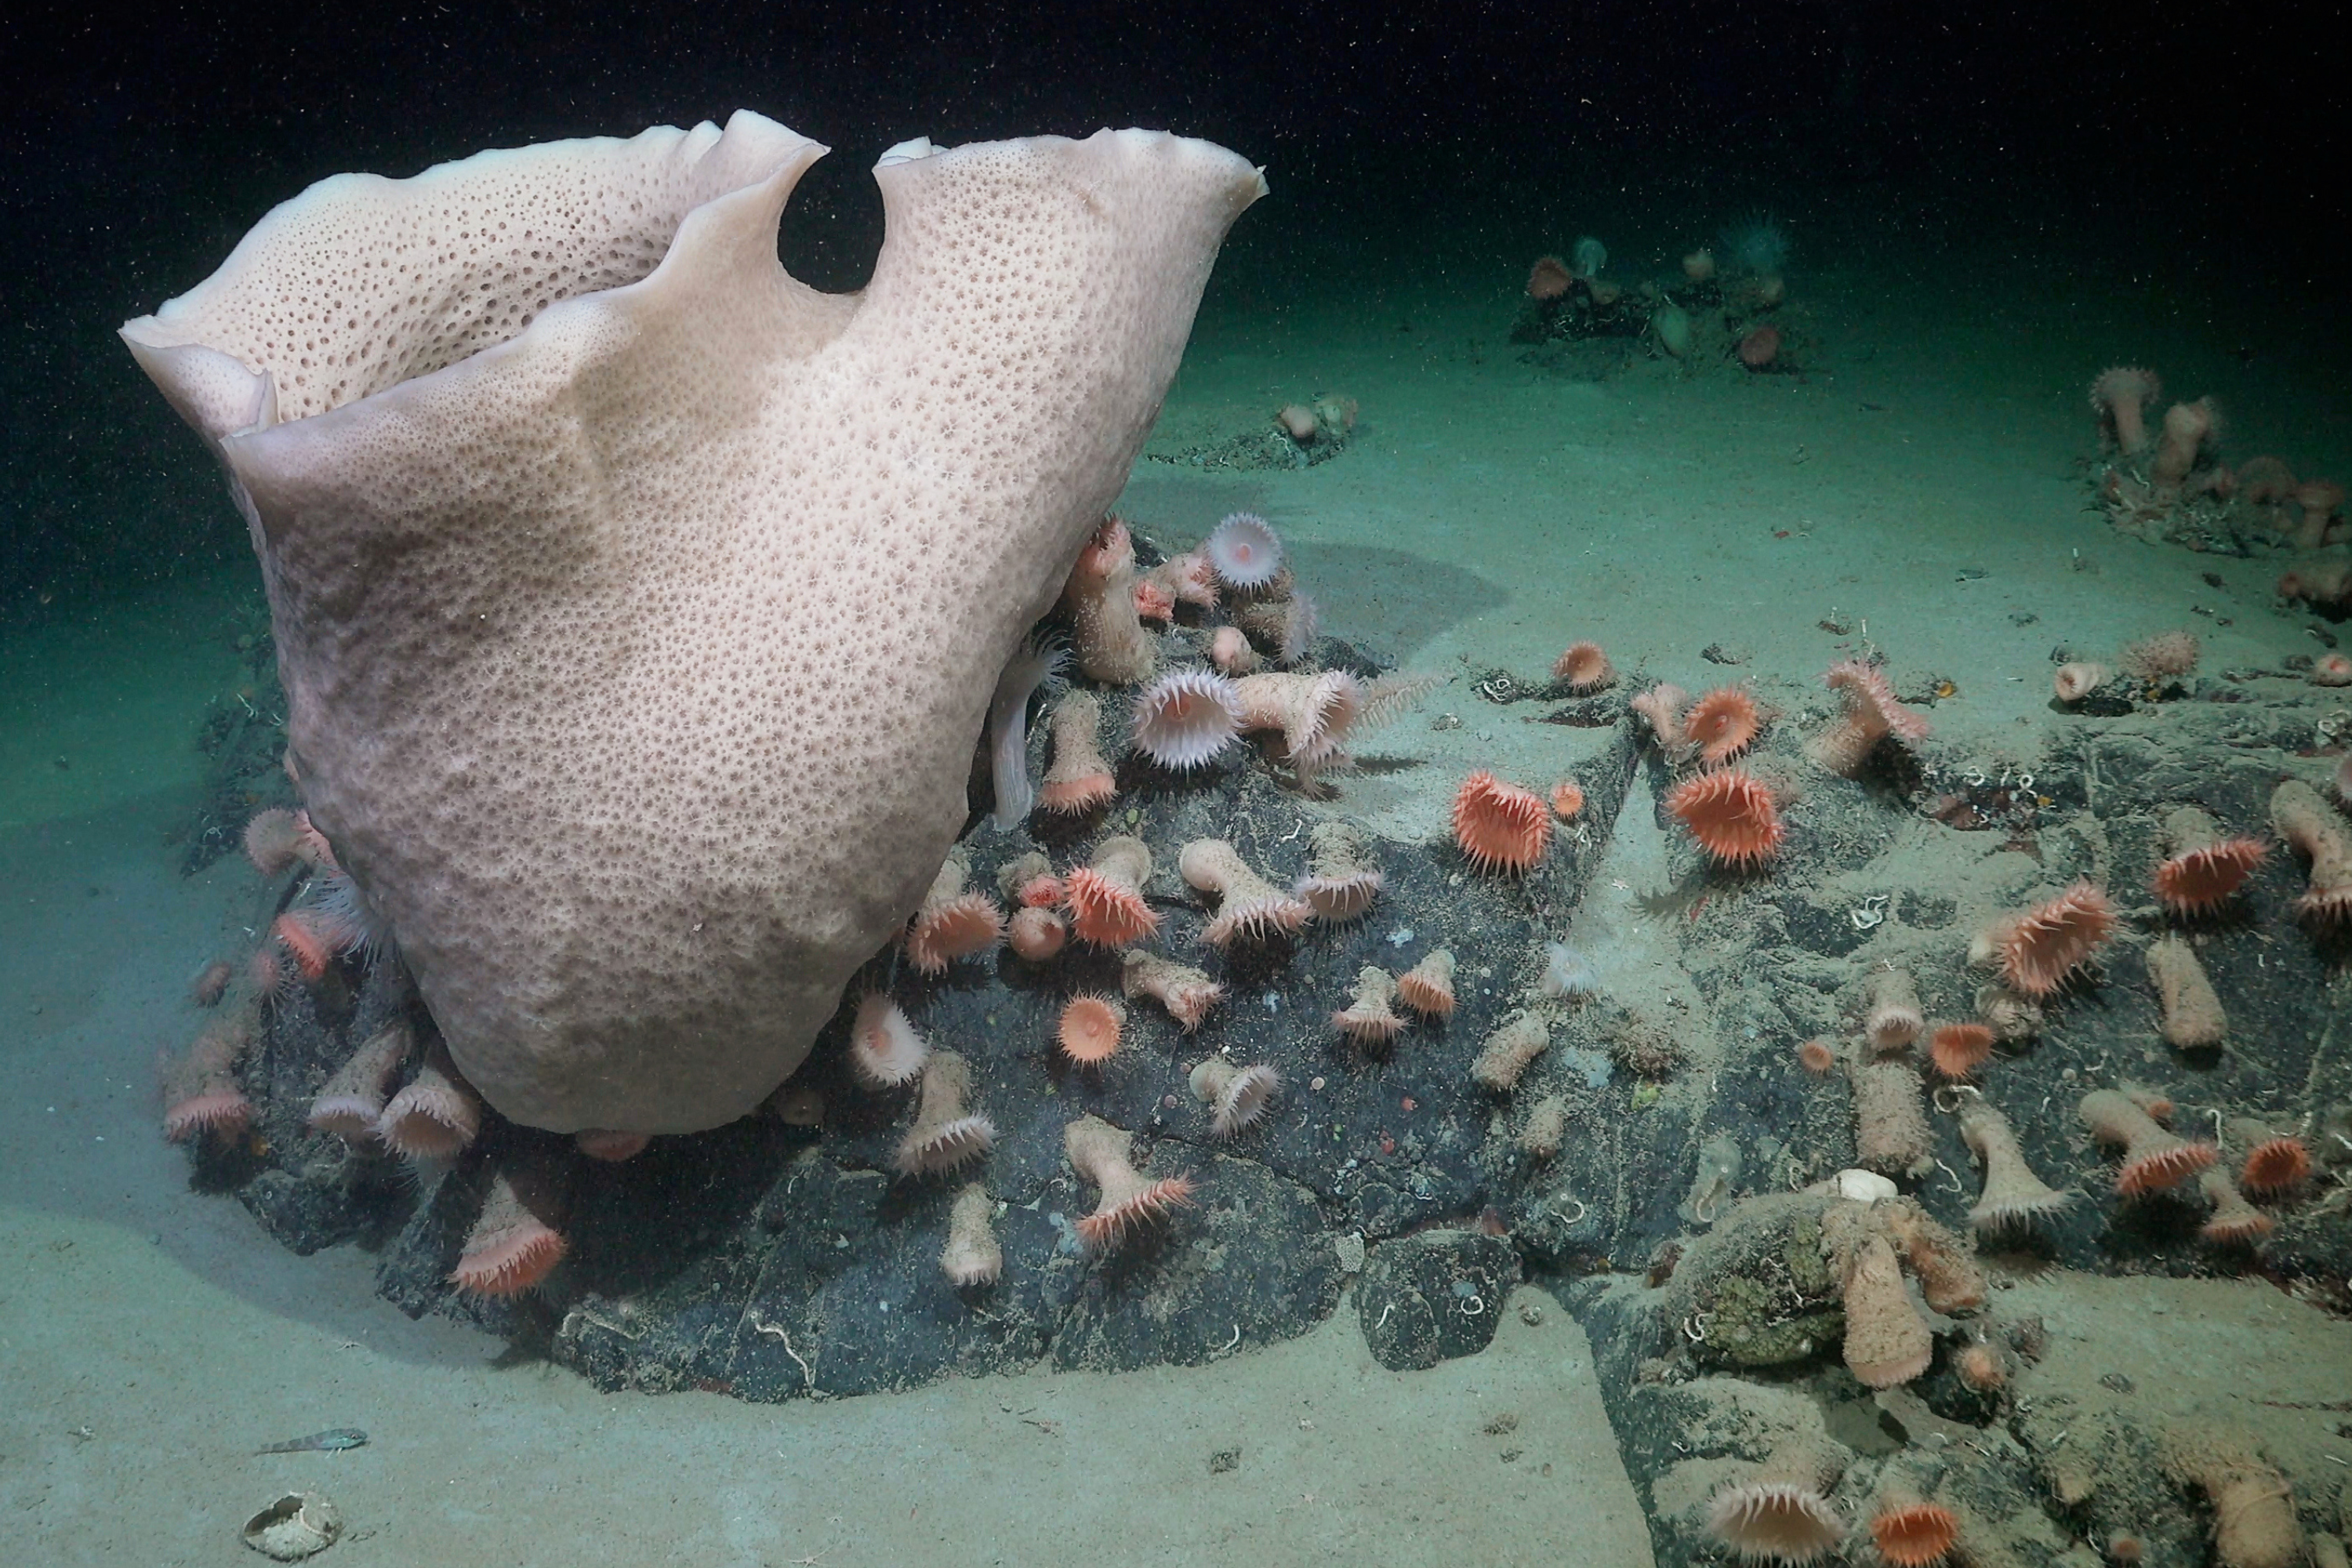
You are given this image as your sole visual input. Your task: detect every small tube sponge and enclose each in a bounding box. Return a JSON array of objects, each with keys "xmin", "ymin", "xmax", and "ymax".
[
  {"xmin": 2161, "ymin": 1426, "xmax": 2307, "ymax": 1568},
  {"xmin": 1839, "ymin": 1229, "xmax": 1933, "ymax": 1388},
  {"xmin": 1845, "ymin": 1044, "xmax": 1933, "ymax": 1178},
  {"xmin": 2146, "ymin": 934, "xmax": 2227, "ymax": 1049},
  {"xmin": 1471, "ymin": 1013, "xmax": 1550, "ymax": 1091},
  {"xmin": 942, "ymin": 1181, "xmax": 1003, "ymax": 1287}
]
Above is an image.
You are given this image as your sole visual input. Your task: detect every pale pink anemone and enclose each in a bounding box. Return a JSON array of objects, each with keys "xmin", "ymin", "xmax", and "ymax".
[
  {"xmin": 850, "ymin": 993, "xmax": 931, "ymax": 1089},
  {"xmin": 1204, "ymin": 511, "xmax": 1284, "ymax": 590},
  {"xmin": 1131, "ymin": 668, "xmax": 1243, "ymax": 769},
  {"xmin": 1704, "ymin": 1481, "xmax": 1844, "ymax": 1564}
]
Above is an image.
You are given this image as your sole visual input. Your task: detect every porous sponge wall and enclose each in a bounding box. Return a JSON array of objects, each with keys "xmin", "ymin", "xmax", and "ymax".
[
  {"xmin": 157, "ymin": 119, "xmax": 1262, "ymax": 1133},
  {"xmin": 136, "ymin": 114, "xmax": 811, "ymax": 419}
]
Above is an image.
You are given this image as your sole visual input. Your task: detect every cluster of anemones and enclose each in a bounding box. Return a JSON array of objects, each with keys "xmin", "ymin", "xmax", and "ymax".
[
  {"xmin": 2052, "ymin": 627, "xmax": 2205, "ymax": 707},
  {"xmin": 2089, "ymin": 365, "xmax": 2345, "ymax": 550},
  {"xmin": 1790, "ymin": 949, "xmax": 2086, "ymax": 1250},
  {"xmin": 1124, "ymin": 660, "xmax": 1436, "ymax": 793},
  {"xmin": 1055, "ymin": 510, "xmax": 1310, "ymax": 692},
  {"xmin": 1048, "ymin": 511, "xmax": 1440, "ymax": 799},
  {"xmin": 156, "ymin": 805, "xmax": 608, "ymax": 1301}
]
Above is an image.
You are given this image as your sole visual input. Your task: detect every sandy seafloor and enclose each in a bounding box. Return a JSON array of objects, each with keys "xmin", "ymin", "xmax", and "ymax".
[{"xmin": 5, "ymin": 236, "xmax": 2351, "ymax": 1565}]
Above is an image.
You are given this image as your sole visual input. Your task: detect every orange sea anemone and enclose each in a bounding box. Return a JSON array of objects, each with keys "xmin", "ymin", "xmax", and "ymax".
[
  {"xmin": 2242, "ymin": 453, "xmax": 2299, "ymax": 505},
  {"xmin": 1959, "ymin": 1099, "xmax": 2074, "ymax": 1232},
  {"xmin": 1552, "ymin": 641, "xmax": 1616, "ymax": 692},
  {"xmin": 162, "ymin": 1000, "xmax": 258, "ymax": 1145},
  {"xmin": 1133, "ymin": 578, "xmax": 1176, "ymax": 624},
  {"xmin": 905, "ymin": 852, "xmax": 1004, "ymax": 976},
  {"xmin": 1864, "ymin": 968, "xmax": 1922, "ymax": 1051},
  {"xmin": 242, "ymin": 808, "xmax": 303, "ymax": 877},
  {"xmin": 1015, "ymin": 873, "xmax": 1065, "ymax": 909},
  {"xmin": 1550, "ymin": 779, "xmax": 1585, "ymax": 819},
  {"xmin": 1955, "ymin": 1341, "xmax": 2008, "ymax": 1394},
  {"xmin": 1121, "ymin": 949, "xmax": 1226, "ymax": 1032},
  {"xmin": 894, "ymin": 1051, "xmax": 997, "ymax": 1176},
  {"xmin": 1006, "ymin": 906, "xmax": 1068, "ymax": 962},
  {"xmin": 2198, "ymin": 1167, "xmax": 2274, "ymax": 1247},
  {"xmin": 1065, "ymin": 836, "xmax": 1160, "ymax": 947},
  {"xmin": 1396, "ymin": 949, "xmax": 1457, "ymax": 1018},
  {"xmin": 1929, "ymin": 1022, "xmax": 1995, "ymax": 1079},
  {"xmin": 1806, "ymin": 659, "xmax": 1930, "ymax": 776},
  {"xmin": 1991, "ymin": 880, "xmax": 2117, "ymax": 997},
  {"xmin": 1526, "ymin": 255, "xmax": 1573, "ymax": 300},
  {"xmin": 307, "ymin": 1022, "xmax": 412, "ymax": 1142},
  {"xmin": 451, "ymin": 1160, "xmax": 568, "ymax": 1298},
  {"xmin": 1683, "ymin": 686, "xmax": 1762, "ymax": 767},
  {"xmin": 1209, "ymin": 624, "xmax": 1258, "ymax": 676},
  {"xmin": 189, "ymin": 960, "xmax": 234, "ymax": 1007},
  {"xmin": 273, "ymin": 906, "xmax": 360, "ymax": 981},
  {"xmin": 1152, "ymin": 549, "xmax": 1221, "ymax": 609},
  {"xmin": 1333, "ymin": 966, "xmax": 1407, "ymax": 1049},
  {"xmin": 1203, "ymin": 511, "xmax": 1286, "ymax": 591},
  {"xmin": 2153, "ymin": 837, "xmax": 2267, "ymax": 914},
  {"xmin": 2273, "ymin": 779, "xmax": 2352, "ymax": 920},
  {"xmin": 1452, "ymin": 771, "xmax": 1551, "ymax": 874},
  {"xmin": 1078, "ymin": 514, "xmax": 1134, "ymax": 579},
  {"xmin": 575, "ymin": 1129, "xmax": 649, "ymax": 1162},
  {"xmin": 1665, "ymin": 768, "xmax": 1784, "ymax": 868},
  {"xmin": 1038, "ymin": 691, "xmax": 1116, "ymax": 815},
  {"xmin": 1065, "ymin": 1115, "xmax": 1196, "ymax": 1253},
  {"xmin": 1129, "ymin": 668, "xmax": 1243, "ymax": 771},
  {"xmin": 2079, "ymin": 1088, "xmax": 2217, "ymax": 1196},
  {"xmin": 1293, "ymin": 820, "xmax": 1384, "ymax": 923},
  {"xmin": 1842, "ymin": 1232, "xmax": 1933, "ymax": 1387},
  {"xmin": 1058, "ymin": 514, "xmax": 1155, "ymax": 684},
  {"xmin": 2152, "ymin": 398, "xmax": 2214, "ymax": 487},
  {"xmin": 2240, "ymin": 1136, "xmax": 2310, "ymax": 1196},
  {"xmin": 376, "ymin": 1040, "xmax": 482, "ymax": 1159},
  {"xmin": 1189, "ymin": 1058, "xmax": 1281, "ymax": 1138},
  {"xmin": 942, "ymin": 1182, "xmax": 1001, "ymax": 1287},
  {"xmin": 1796, "ymin": 1037, "xmax": 1838, "ymax": 1075},
  {"xmin": 289, "ymin": 809, "xmax": 339, "ymax": 873},
  {"xmin": 1058, "ymin": 995, "xmax": 1126, "ymax": 1065},
  {"xmin": 1180, "ymin": 837, "xmax": 1312, "ymax": 948},
  {"xmin": 1871, "ymin": 1501, "xmax": 1960, "ymax": 1566},
  {"xmin": 903, "ymin": 888, "xmax": 1007, "ymax": 973}
]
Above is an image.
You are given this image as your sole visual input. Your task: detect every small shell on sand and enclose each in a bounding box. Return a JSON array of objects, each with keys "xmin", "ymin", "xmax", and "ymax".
[{"xmin": 241, "ymin": 1493, "xmax": 343, "ymax": 1560}]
